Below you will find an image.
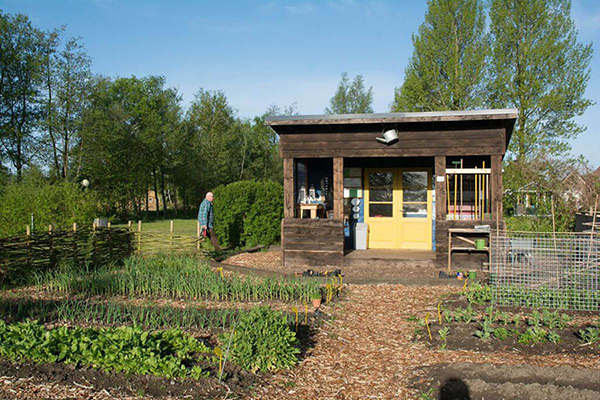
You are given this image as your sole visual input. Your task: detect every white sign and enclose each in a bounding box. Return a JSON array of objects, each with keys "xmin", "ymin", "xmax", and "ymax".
[{"xmin": 436, "ymin": 176, "xmax": 445, "ymax": 182}]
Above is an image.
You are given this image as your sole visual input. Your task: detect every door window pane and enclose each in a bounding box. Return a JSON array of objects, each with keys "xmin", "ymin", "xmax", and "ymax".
[
  {"xmin": 369, "ymin": 172, "xmax": 393, "ymax": 187},
  {"xmin": 370, "ymin": 188, "xmax": 393, "ymax": 202},
  {"xmin": 369, "ymin": 203, "xmax": 393, "ymax": 218},
  {"xmin": 403, "ymin": 203, "xmax": 428, "ymax": 218},
  {"xmin": 402, "ymin": 171, "xmax": 427, "ymax": 189},
  {"xmin": 403, "ymin": 189, "xmax": 427, "ymax": 202}
]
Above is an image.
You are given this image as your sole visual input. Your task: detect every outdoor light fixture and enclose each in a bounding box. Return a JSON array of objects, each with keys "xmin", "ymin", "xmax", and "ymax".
[
  {"xmin": 81, "ymin": 179, "xmax": 90, "ymax": 188},
  {"xmin": 376, "ymin": 129, "xmax": 399, "ymax": 145}
]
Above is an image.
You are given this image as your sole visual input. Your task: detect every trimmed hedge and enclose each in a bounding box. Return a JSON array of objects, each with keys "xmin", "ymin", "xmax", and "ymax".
[{"xmin": 212, "ymin": 180, "xmax": 283, "ymax": 248}]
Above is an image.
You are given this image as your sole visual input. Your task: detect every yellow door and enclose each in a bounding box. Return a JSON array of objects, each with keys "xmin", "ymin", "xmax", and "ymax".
[
  {"xmin": 398, "ymin": 169, "xmax": 432, "ymax": 250},
  {"xmin": 365, "ymin": 168, "xmax": 432, "ymax": 250}
]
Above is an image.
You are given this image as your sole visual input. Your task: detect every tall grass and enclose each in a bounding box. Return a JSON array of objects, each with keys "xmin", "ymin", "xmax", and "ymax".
[{"xmin": 37, "ymin": 255, "xmax": 322, "ymax": 303}]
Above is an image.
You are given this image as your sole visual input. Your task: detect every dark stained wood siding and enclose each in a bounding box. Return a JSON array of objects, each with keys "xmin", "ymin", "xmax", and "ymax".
[
  {"xmin": 282, "ymin": 218, "xmax": 344, "ymax": 266},
  {"xmin": 279, "ymin": 128, "xmax": 506, "ymax": 158}
]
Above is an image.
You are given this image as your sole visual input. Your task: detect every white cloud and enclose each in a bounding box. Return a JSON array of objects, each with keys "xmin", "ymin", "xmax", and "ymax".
[{"xmin": 285, "ymin": 3, "xmax": 316, "ymax": 15}]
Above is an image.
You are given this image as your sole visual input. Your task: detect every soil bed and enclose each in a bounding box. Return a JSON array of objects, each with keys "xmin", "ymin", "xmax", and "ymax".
[{"xmin": 0, "ymin": 358, "xmax": 258, "ymax": 400}]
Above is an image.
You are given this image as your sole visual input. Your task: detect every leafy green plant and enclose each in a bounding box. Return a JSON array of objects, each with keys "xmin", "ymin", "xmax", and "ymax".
[
  {"xmin": 526, "ymin": 311, "xmax": 543, "ymax": 327},
  {"xmin": 474, "ymin": 320, "xmax": 495, "ymax": 340},
  {"xmin": 438, "ymin": 327, "xmax": 450, "ymax": 350},
  {"xmin": 219, "ymin": 306, "xmax": 299, "ymax": 373},
  {"xmin": 465, "ymin": 283, "xmax": 493, "ymax": 305},
  {"xmin": 493, "ymin": 327, "xmax": 510, "ymax": 340},
  {"xmin": 578, "ymin": 327, "xmax": 600, "ymax": 345},
  {"xmin": 512, "ymin": 314, "xmax": 521, "ymax": 327},
  {"xmin": 442, "ymin": 310, "xmax": 454, "ymax": 324},
  {"xmin": 518, "ymin": 327, "xmax": 548, "ymax": 345},
  {"xmin": 497, "ymin": 311, "xmax": 511, "ymax": 326},
  {"xmin": 547, "ymin": 330, "xmax": 562, "ymax": 344},
  {"xmin": 0, "ymin": 320, "xmax": 211, "ymax": 379},
  {"xmin": 541, "ymin": 309, "xmax": 571, "ymax": 330}
]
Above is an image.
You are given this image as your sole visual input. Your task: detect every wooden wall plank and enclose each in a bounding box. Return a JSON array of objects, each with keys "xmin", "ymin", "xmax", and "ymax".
[
  {"xmin": 333, "ymin": 158, "xmax": 343, "ymax": 220},
  {"xmin": 435, "ymin": 156, "xmax": 446, "ymax": 221},
  {"xmin": 282, "ymin": 146, "xmax": 504, "ymax": 158},
  {"xmin": 283, "ymin": 158, "xmax": 294, "ymax": 218},
  {"xmin": 280, "ymin": 129, "xmax": 505, "ymax": 143},
  {"xmin": 281, "ymin": 138, "xmax": 504, "ymax": 151},
  {"xmin": 491, "ymin": 155, "xmax": 503, "ymax": 223}
]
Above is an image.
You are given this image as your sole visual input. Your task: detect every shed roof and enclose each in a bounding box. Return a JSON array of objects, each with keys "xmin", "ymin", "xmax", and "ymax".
[{"xmin": 265, "ymin": 108, "xmax": 518, "ymax": 126}]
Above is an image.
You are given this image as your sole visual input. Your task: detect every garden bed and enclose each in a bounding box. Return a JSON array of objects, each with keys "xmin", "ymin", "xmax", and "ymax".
[{"xmin": 0, "ymin": 254, "xmax": 342, "ymax": 399}]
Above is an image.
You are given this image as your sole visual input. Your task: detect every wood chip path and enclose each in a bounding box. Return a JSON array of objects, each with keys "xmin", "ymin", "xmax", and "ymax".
[{"xmin": 252, "ymin": 284, "xmax": 600, "ymax": 400}]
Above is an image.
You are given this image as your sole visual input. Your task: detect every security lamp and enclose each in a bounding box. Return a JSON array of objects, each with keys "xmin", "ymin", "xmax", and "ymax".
[{"xmin": 81, "ymin": 179, "xmax": 90, "ymax": 188}]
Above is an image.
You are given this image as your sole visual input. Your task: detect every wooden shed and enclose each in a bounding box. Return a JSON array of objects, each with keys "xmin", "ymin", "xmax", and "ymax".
[{"xmin": 265, "ymin": 109, "xmax": 517, "ymax": 268}]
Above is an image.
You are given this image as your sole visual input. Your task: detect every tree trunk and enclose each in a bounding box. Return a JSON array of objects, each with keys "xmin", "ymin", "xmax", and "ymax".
[
  {"xmin": 160, "ymin": 168, "xmax": 168, "ymax": 217},
  {"xmin": 153, "ymin": 168, "xmax": 160, "ymax": 218}
]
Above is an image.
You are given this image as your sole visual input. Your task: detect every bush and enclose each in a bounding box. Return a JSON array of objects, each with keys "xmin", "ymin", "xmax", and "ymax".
[
  {"xmin": 220, "ymin": 306, "xmax": 299, "ymax": 373},
  {"xmin": 212, "ymin": 180, "xmax": 283, "ymax": 248},
  {"xmin": 0, "ymin": 172, "xmax": 98, "ymax": 237}
]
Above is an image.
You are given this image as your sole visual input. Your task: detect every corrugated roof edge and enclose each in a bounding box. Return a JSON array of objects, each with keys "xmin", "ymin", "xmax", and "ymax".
[{"xmin": 264, "ymin": 108, "xmax": 518, "ymax": 125}]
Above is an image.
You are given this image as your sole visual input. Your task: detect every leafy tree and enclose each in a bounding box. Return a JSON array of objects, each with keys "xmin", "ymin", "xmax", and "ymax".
[
  {"xmin": 48, "ymin": 36, "xmax": 93, "ymax": 179},
  {"xmin": 80, "ymin": 76, "xmax": 181, "ymax": 219},
  {"xmin": 0, "ymin": 11, "xmax": 45, "ymax": 179},
  {"xmin": 325, "ymin": 72, "xmax": 373, "ymax": 114},
  {"xmin": 488, "ymin": 0, "xmax": 593, "ymax": 161},
  {"xmin": 392, "ymin": 0, "xmax": 488, "ymax": 112}
]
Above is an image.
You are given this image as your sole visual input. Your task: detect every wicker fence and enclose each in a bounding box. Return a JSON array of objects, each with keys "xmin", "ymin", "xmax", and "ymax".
[
  {"xmin": 490, "ymin": 230, "xmax": 600, "ymax": 310},
  {"xmin": 0, "ymin": 224, "xmax": 207, "ymax": 286}
]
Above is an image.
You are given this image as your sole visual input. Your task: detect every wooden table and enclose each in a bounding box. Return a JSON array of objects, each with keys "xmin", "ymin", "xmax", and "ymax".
[
  {"xmin": 299, "ymin": 203, "xmax": 325, "ymax": 219},
  {"xmin": 447, "ymin": 228, "xmax": 490, "ymax": 272}
]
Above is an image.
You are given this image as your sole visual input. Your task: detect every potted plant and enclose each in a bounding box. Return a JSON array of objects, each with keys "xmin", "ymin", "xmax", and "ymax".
[{"xmin": 310, "ymin": 287, "xmax": 322, "ymax": 309}]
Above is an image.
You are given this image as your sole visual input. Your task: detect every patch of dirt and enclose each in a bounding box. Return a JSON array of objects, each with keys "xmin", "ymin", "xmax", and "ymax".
[
  {"xmin": 425, "ymin": 322, "xmax": 598, "ymax": 356},
  {"xmin": 226, "ymin": 250, "xmax": 444, "ymax": 279},
  {"xmin": 0, "ymin": 358, "xmax": 257, "ymax": 400},
  {"xmin": 417, "ymin": 362, "xmax": 600, "ymax": 400}
]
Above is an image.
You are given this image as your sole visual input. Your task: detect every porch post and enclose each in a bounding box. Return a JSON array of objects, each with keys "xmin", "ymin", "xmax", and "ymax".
[
  {"xmin": 491, "ymin": 155, "xmax": 503, "ymax": 225},
  {"xmin": 283, "ymin": 157, "xmax": 295, "ymax": 218},
  {"xmin": 333, "ymin": 157, "xmax": 344, "ymax": 219},
  {"xmin": 435, "ymin": 156, "xmax": 447, "ymax": 220}
]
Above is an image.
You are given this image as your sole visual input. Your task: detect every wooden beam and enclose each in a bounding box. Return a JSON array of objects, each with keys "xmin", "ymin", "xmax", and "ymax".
[
  {"xmin": 283, "ymin": 158, "xmax": 294, "ymax": 218},
  {"xmin": 491, "ymin": 155, "xmax": 503, "ymax": 223},
  {"xmin": 435, "ymin": 156, "xmax": 447, "ymax": 221},
  {"xmin": 333, "ymin": 157, "xmax": 344, "ymax": 219}
]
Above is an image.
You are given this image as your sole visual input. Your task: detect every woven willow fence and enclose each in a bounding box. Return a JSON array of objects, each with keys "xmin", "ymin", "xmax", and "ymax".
[
  {"xmin": 490, "ymin": 230, "xmax": 600, "ymax": 311},
  {"xmin": 0, "ymin": 226, "xmax": 133, "ymax": 285},
  {"xmin": 0, "ymin": 223, "xmax": 207, "ymax": 286}
]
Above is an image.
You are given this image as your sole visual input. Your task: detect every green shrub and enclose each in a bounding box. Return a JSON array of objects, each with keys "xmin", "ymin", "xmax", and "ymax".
[
  {"xmin": 212, "ymin": 180, "xmax": 283, "ymax": 248},
  {"xmin": 220, "ymin": 306, "xmax": 299, "ymax": 372},
  {"xmin": 0, "ymin": 171, "xmax": 98, "ymax": 237}
]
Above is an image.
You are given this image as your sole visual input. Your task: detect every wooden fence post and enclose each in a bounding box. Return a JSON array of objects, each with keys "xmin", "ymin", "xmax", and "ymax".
[
  {"xmin": 128, "ymin": 220, "xmax": 132, "ymax": 230},
  {"xmin": 72, "ymin": 223, "xmax": 77, "ymax": 232},
  {"xmin": 137, "ymin": 220, "xmax": 142, "ymax": 252},
  {"xmin": 26, "ymin": 225, "xmax": 30, "ymax": 236},
  {"xmin": 197, "ymin": 220, "xmax": 201, "ymax": 251}
]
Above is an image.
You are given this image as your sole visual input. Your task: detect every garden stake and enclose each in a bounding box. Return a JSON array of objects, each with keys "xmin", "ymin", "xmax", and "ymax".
[
  {"xmin": 214, "ymin": 346, "xmax": 223, "ymax": 377},
  {"xmin": 292, "ymin": 306, "xmax": 298, "ymax": 332},
  {"xmin": 220, "ymin": 327, "xmax": 234, "ymax": 382},
  {"xmin": 425, "ymin": 312, "xmax": 432, "ymax": 341},
  {"xmin": 462, "ymin": 277, "xmax": 469, "ymax": 294},
  {"xmin": 437, "ymin": 301, "xmax": 443, "ymax": 324},
  {"xmin": 217, "ymin": 267, "xmax": 224, "ymax": 279},
  {"xmin": 303, "ymin": 302, "xmax": 308, "ymax": 324}
]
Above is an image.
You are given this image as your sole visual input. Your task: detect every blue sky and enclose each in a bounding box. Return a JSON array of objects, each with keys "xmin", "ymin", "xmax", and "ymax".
[{"xmin": 2, "ymin": 0, "xmax": 599, "ymax": 166}]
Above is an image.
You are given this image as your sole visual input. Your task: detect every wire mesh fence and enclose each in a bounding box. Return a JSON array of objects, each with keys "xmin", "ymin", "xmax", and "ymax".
[{"xmin": 490, "ymin": 230, "xmax": 600, "ymax": 311}]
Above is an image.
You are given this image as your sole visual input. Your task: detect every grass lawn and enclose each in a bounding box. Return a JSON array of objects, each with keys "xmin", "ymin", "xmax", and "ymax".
[{"xmin": 115, "ymin": 218, "xmax": 198, "ymax": 236}]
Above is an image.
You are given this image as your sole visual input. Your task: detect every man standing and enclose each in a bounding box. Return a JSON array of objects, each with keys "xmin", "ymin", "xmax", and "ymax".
[{"xmin": 198, "ymin": 192, "xmax": 221, "ymax": 251}]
